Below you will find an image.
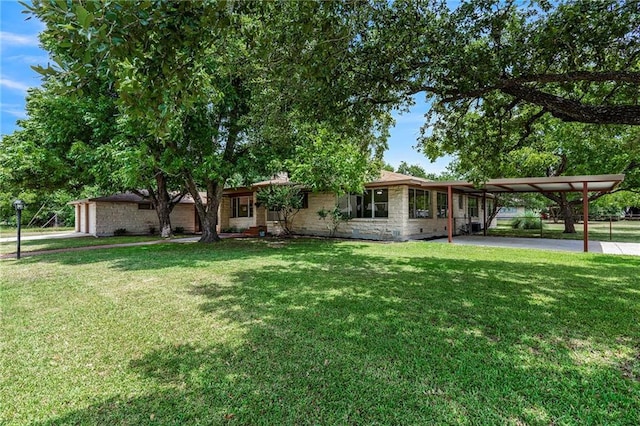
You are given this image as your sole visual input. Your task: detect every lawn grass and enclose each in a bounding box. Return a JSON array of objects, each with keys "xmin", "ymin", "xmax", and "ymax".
[
  {"xmin": 2, "ymin": 239, "xmax": 639, "ymax": 425},
  {"xmin": 489, "ymin": 220, "xmax": 640, "ymax": 243},
  {"xmin": 0, "ymin": 235, "xmax": 163, "ymax": 255}
]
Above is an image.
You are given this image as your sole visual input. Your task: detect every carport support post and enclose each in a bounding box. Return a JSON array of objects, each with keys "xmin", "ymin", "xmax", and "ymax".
[
  {"xmin": 482, "ymin": 192, "xmax": 487, "ymax": 236},
  {"xmin": 583, "ymin": 183, "xmax": 589, "ymax": 252},
  {"xmin": 447, "ymin": 185, "xmax": 453, "ymax": 243}
]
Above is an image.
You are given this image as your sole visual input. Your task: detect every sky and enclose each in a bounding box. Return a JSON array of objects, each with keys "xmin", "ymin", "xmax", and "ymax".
[{"xmin": 0, "ymin": 1, "xmax": 451, "ymax": 174}]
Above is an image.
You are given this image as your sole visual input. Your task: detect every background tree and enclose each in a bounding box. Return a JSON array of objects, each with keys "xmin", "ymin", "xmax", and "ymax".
[{"xmin": 28, "ymin": 1, "xmax": 391, "ymax": 243}]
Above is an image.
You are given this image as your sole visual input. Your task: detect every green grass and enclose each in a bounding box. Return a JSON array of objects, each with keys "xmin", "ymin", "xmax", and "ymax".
[
  {"xmin": 0, "ymin": 235, "xmax": 163, "ymax": 255},
  {"xmin": 489, "ymin": 220, "xmax": 640, "ymax": 243},
  {"xmin": 2, "ymin": 239, "xmax": 639, "ymax": 425}
]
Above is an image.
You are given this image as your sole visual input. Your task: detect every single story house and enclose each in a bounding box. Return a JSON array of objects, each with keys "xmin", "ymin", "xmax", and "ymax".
[
  {"xmin": 495, "ymin": 205, "xmax": 526, "ymax": 219},
  {"xmin": 221, "ymin": 171, "xmax": 495, "ymax": 241},
  {"xmin": 69, "ymin": 171, "xmax": 496, "ymax": 240}
]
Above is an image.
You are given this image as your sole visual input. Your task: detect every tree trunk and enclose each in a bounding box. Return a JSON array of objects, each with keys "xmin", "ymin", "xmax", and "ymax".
[
  {"xmin": 560, "ymin": 194, "xmax": 576, "ymax": 233},
  {"xmin": 185, "ymin": 173, "xmax": 224, "ymax": 243},
  {"xmin": 155, "ymin": 198, "xmax": 173, "ymax": 238},
  {"xmin": 152, "ymin": 172, "xmax": 174, "ymax": 238}
]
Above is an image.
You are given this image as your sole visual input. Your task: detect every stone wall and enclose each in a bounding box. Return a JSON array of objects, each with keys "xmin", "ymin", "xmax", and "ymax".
[
  {"xmin": 217, "ymin": 185, "xmax": 495, "ymax": 241},
  {"xmin": 93, "ymin": 202, "xmax": 197, "ymax": 236}
]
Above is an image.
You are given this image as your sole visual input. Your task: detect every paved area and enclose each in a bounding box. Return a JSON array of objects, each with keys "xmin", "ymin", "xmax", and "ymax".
[
  {"xmin": 431, "ymin": 235, "xmax": 640, "ymax": 256},
  {"xmin": 0, "ymin": 231, "xmax": 86, "ymax": 243},
  {"xmin": 3, "ymin": 233, "xmax": 639, "ymax": 259},
  {"xmin": 0, "ymin": 233, "xmax": 246, "ymax": 259}
]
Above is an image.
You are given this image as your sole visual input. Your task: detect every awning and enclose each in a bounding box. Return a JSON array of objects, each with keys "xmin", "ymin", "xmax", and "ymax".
[
  {"xmin": 424, "ymin": 174, "xmax": 625, "ymax": 253},
  {"xmin": 420, "ymin": 174, "xmax": 625, "ymax": 194}
]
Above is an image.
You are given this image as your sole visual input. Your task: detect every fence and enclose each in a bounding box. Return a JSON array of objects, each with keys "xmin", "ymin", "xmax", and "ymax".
[{"xmin": 492, "ymin": 215, "xmax": 640, "ymax": 243}]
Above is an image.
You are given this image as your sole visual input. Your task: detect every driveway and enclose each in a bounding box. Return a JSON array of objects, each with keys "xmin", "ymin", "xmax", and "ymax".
[{"xmin": 431, "ymin": 235, "xmax": 640, "ymax": 256}]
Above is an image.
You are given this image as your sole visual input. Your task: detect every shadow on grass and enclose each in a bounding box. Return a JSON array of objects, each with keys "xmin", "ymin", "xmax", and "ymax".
[{"xmin": 34, "ymin": 240, "xmax": 640, "ymax": 424}]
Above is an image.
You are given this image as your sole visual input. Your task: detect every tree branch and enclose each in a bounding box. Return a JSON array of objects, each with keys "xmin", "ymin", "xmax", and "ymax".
[{"xmin": 501, "ymin": 85, "xmax": 640, "ymax": 125}]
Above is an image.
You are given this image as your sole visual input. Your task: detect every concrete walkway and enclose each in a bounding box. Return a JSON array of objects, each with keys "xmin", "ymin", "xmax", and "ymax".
[
  {"xmin": 0, "ymin": 231, "xmax": 86, "ymax": 243},
  {"xmin": 431, "ymin": 235, "xmax": 640, "ymax": 256},
  {"xmin": 0, "ymin": 233, "xmax": 246, "ymax": 259}
]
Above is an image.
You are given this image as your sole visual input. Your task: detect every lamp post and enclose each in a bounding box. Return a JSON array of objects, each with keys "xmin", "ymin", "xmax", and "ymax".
[{"xmin": 13, "ymin": 199, "xmax": 25, "ymax": 259}]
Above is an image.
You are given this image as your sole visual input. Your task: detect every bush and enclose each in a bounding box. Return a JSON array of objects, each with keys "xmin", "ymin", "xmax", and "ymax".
[
  {"xmin": 114, "ymin": 228, "xmax": 127, "ymax": 236},
  {"xmin": 174, "ymin": 226, "xmax": 185, "ymax": 234},
  {"xmin": 510, "ymin": 213, "xmax": 543, "ymax": 230}
]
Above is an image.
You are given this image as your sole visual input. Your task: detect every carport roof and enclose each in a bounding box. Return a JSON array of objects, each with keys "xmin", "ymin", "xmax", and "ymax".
[{"xmin": 420, "ymin": 174, "xmax": 625, "ymax": 194}]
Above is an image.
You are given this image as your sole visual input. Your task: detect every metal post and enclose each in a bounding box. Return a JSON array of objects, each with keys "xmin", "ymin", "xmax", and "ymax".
[
  {"xmin": 447, "ymin": 185, "xmax": 453, "ymax": 243},
  {"xmin": 16, "ymin": 208, "xmax": 21, "ymax": 260},
  {"xmin": 540, "ymin": 214, "xmax": 543, "ymax": 238},
  {"xmin": 482, "ymin": 192, "xmax": 487, "ymax": 236},
  {"xmin": 609, "ymin": 216, "xmax": 612, "ymax": 241},
  {"xmin": 583, "ymin": 183, "xmax": 589, "ymax": 253},
  {"xmin": 12, "ymin": 200, "xmax": 25, "ymax": 259}
]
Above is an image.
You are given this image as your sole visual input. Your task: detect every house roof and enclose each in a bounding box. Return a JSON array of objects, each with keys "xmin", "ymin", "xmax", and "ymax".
[
  {"xmin": 69, "ymin": 191, "xmax": 199, "ymax": 205},
  {"xmin": 252, "ymin": 173, "xmax": 294, "ymax": 188},
  {"xmin": 365, "ymin": 170, "xmax": 433, "ymax": 188}
]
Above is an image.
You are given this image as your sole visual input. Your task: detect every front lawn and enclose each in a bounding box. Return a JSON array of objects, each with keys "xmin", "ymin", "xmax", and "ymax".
[{"xmin": 1, "ymin": 239, "xmax": 638, "ymax": 424}]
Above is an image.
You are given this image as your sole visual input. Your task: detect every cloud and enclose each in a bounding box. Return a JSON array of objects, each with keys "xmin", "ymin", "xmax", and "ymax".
[
  {"xmin": 6, "ymin": 54, "xmax": 49, "ymax": 65},
  {"xmin": 0, "ymin": 31, "xmax": 39, "ymax": 46},
  {"xmin": 1, "ymin": 105, "xmax": 27, "ymax": 119},
  {"xmin": 0, "ymin": 78, "xmax": 31, "ymax": 92}
]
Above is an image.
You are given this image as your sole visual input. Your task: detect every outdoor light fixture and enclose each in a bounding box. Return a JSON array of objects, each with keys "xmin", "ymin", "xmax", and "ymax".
[{"xmin": 13, "ymin": 199, "xmax": 25, "ymax": 260}]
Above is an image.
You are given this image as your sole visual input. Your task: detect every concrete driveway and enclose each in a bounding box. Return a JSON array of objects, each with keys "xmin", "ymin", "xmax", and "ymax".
[
  {"xmin": 0, "ymin": 231, "xmax": 87, "ymax": 243},
  {"xmin": 431, "ymin": 236, "xmax": 640, "ymax": 256}
]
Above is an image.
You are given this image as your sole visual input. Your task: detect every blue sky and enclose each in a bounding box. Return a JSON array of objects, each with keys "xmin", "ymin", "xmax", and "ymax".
[{"xmin": 0, "ymin": 1, "xmax": 451, "ymax": 173}]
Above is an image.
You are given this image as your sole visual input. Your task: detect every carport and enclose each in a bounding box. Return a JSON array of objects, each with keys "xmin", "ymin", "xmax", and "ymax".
[{"xmin": 422, "ymin": 174, "xmax": 625, "ymax": 252}]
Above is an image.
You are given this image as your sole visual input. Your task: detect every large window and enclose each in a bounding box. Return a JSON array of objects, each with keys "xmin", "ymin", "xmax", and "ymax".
[
  {"xmin": 468, "ymin": 197, "xmax": 479, "ymax": 217},
  {"xmin": 408, "ymin": 189, "xmax": 432, "ymax": 219},
  {"xmin": 437, "ymin": 192, "xmax": 448, "ymax": 218},
  {"xmin": 338, "ymin": 189, "xmax": 388, "ymax": 219},
  {"xmin": 231, "ymin": 196, "xmax": 253, "ymax": 218}
]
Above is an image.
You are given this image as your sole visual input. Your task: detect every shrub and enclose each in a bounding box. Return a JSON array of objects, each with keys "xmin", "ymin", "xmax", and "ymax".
[
  {"xmin": 510, "ymin": 213, "xmax": 543, "ymax": 230},
  {"xmin": 174, "ymin": 226, "xmax": 185, "ymax": 234},
  {"xmin": 114, "ymin": 228, "xmax": 127, "ymax": 236}
]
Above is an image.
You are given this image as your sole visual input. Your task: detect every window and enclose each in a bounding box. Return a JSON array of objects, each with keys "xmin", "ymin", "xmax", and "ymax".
[
  {"xmin": 299, "ymin": 192, "xmax": 309, "ymax": 209},
  {"xmin": 338, "ymin": 189, "xmax": 388, "ymax": 219},
  {"xmin": 437, "ymin": 193, "xmax": 448, "ymax": 218},
  {"xmin": 231, "ymin": 196, "xmax": 253, "ymax": 218},
  {"xmin": 138, "ymin": 203, "xmax": 153, "ymax": 210},
  {"xmin": 408, "ymin": 188, "xmax": 432, "ymax": 219},
  {"xmin": 458, "ymin": 194, "xmax": 464, "ymax": 210},
  {"xmin": 468, "ymin": 197, "xmax": 479, "ymax": 217}
]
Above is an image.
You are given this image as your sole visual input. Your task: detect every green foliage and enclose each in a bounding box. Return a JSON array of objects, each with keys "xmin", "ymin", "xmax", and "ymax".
[
  {"xmin": 511, "ymin": 212, "xmax": 543, "ymax": 230},
  {"xmin": 113, "ymin": 228, "xmax": 127, "ymax": 236},
  {"xmin": 287, "ymin": 124, "xmax": 382, "ymax": 195},
  {"xmin": 25, "ymin": 1, "xmax": 393, "ymax": 242},
  {"xmin": 316, "ymin": 205, "xmax": 349, "ymax": 237},
  {"xmin": 256, "ymin": 185, "xmax": 305, "ymax": 235}
]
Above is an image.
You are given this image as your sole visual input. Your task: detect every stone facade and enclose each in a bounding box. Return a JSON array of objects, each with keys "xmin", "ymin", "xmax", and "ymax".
[
  {"xmin": 234, "ymin": 184, "xmax": 494, "ymax": 241},
  {"xmin": 73, "ymin": 201, "xmax": 197, "ymax": 236}
]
